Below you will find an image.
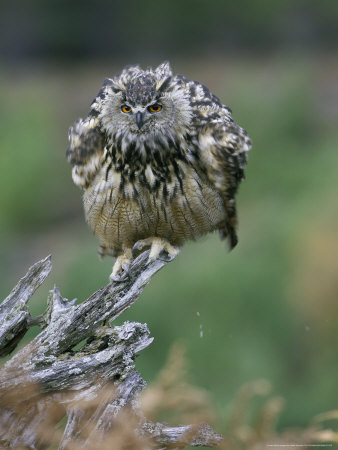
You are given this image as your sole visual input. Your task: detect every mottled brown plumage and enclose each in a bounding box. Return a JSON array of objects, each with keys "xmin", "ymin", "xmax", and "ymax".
[{"xmin": 67, "ymin": 62, "xmax": 252, "ymax": 280}]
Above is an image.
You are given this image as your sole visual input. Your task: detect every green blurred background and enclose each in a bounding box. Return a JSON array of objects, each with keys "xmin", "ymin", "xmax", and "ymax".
[{"xmin": 1, "ymin": 0, "xmax": 338, "ymax": 433}]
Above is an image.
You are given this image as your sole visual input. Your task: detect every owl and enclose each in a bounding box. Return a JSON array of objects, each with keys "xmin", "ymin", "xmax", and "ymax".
[{"xmin": 67, "ymin": 62, "xmax": 252, "ymax": 281}]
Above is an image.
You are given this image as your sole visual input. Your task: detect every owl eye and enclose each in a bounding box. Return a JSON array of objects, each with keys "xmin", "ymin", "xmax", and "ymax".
[
  {"xmin": 148, "ymin": 103, "xmax": 162, "ymax": 113},
  {"xmin": 121, "ymin": 104, "xmax": 132, "ymax": 114}
]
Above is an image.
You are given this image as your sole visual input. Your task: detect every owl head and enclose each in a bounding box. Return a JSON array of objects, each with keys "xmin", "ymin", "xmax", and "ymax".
[{"xmin": 92, "ymin": 62, "xmax": 192, "ymax": 151}]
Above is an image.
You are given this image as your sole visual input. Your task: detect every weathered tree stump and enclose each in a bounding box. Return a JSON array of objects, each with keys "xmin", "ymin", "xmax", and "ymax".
[{"xmin": 0, "ymin": 253, "xmax": 222, "ymax": 449}]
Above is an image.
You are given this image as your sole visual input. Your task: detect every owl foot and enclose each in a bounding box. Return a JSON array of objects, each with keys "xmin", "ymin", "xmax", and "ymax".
[
  {"xmin": 110, "ymin": 249, "xmax": 132, "ymax": 282},
  {"xmin": 132, "ymin": 237, "xmax": 179, "ymax": 262}
]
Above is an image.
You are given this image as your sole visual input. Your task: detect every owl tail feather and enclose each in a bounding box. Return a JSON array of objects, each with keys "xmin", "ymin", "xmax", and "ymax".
[{"xmin": 219, "ymin": 223, "xmax": 238, "ymax": 250}]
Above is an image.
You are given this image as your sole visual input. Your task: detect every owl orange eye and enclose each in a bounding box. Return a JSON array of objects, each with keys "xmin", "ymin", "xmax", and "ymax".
[
  {"xmin": 148, "ymin": 103, "xmax": 162, "ymax": 113},
  {"xmin": 121, "ymin": 104, "xmax": 132, "ymax": 113}
]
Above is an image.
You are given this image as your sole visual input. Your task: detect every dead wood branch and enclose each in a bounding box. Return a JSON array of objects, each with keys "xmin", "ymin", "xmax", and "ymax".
[{"xmin": 0, "ymin": 253, "xmax": 222, "ymax": 449}]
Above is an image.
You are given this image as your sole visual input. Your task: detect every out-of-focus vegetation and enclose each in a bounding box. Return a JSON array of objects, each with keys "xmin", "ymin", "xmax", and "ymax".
[
  {"xmin": 2, "ymin": 0, "xmax": 338, "ymax": 61},
  {"xmin": 1, "ymin": 342, "xmax": 337, "ymax": 448},
  {"xmin": 1, "ymin": 1, "xmax": 338, "ymax": 444}
]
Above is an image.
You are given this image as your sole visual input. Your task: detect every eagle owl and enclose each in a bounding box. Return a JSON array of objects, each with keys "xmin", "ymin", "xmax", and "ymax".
[{"xmin": 67, "ymin": 62, "xmax": 252, "ymax": 281}]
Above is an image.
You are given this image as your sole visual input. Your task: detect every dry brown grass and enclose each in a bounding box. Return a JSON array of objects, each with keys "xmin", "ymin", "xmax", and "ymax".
[{"xmin": 1, "ymin": 344, "xmax": 337, "ymax": 449}]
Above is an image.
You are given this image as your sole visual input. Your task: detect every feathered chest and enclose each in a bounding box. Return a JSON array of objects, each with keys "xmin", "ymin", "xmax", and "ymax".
[
  {"xmin": 82, "ymin": 137, "xmax": 225, "ymax": 250},
  {"xmin": 100, "ymin": 133, "xmax": 200, "ymax": 196}
]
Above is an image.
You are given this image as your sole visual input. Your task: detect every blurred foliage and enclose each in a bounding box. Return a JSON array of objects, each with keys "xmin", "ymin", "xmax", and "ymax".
[
  {"xmin": 0, "ymin": 0, "xmax": 338, "ymax": 443},
  {"xmin": 1, "ymin": 0, "xmax": 338, "ymax": 62}
]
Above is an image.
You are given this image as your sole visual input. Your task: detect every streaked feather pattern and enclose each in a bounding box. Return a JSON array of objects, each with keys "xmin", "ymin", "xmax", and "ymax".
[{"xmin": 67, "ymin": 62, "xmax": 252, "ymax": 277}]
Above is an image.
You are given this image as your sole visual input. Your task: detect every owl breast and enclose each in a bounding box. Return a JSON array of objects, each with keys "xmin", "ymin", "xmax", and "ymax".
[{"xmin": 83, "ymin": 161, "xmax": 226, "ymax": 255}]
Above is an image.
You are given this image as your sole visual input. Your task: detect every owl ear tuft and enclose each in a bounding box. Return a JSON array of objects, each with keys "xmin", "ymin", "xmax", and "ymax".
[
  {"xmin": 103, "ymin": 78, "xmax": 121, "ymax": 93},
  {"xmin": 155, "ymin": 61, "xmax": 173, "ymax": 79},
  {"xmin": 155, "ymin": 62, "xmax": 173, "ymax": 92}
]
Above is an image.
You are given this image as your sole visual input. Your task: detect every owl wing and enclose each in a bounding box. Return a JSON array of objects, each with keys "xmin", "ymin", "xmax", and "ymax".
[
  {"xmin": 198, "ymin": 111, "xmax": 252, "ymax": 248},
  {"xmin": 66, "ymin": 108, "xmax": 106, "ymax": 189}
]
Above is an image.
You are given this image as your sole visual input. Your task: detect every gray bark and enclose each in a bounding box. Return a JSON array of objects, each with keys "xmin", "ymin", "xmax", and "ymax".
[
  {"xmin": 0, "ymin": 255, "xmax": 52, "ymax": 357},
  {"xmin": 0, "ymin": 253, "xmax": 222, "ymax": 449}
]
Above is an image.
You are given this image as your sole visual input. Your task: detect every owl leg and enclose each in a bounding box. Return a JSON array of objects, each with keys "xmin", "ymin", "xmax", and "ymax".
[
  {"xmin": 132, "ymin": 237, "xmax": 179, "ymax": 262},
  {"xmin": 110, "ymin": 248, "xmax": 132, "ymax": 282}
]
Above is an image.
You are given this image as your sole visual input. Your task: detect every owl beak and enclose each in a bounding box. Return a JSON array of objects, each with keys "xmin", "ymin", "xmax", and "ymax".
[{"xmin": 136, "ymin": 112, "xmax": 144, "ymax": 130}]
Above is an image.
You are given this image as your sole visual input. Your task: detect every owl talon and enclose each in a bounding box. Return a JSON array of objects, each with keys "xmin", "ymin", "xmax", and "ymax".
[
  {"xmin": 132, "ymin": 237, "xmax": 179, "ymax": 262},
  {"xmin": 132, "ymin": 240, "xmax": 150, "ymax": 258},
  {"xmin": 110, "ymin": 264, "xmax": 130, "ymax": 282},
  {"xmin": 149, "ymin": 238, "xmax": 179, "ymax": 261},
  {"xmin": 157, "ymin": 250, "xmax": 177, "ymax": 262},
  {"xmin": 110, "ymin": 250, "xmax": 132, "ymax": 282}
]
